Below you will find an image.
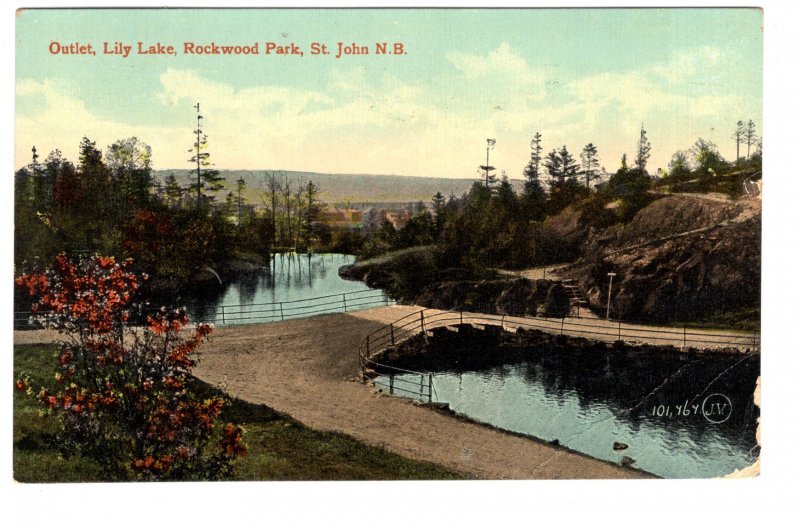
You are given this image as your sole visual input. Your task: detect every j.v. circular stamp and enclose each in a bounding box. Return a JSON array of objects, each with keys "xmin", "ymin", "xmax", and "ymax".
[{"xmin": 702, "ymin": 393, "xmax": 733, "ymax": 424}]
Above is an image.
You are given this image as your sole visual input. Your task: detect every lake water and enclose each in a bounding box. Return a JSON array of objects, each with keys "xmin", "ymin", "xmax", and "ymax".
[
  {"xmin": 376, "ymin": 344, "xmax": 760, "ymax": 479},
  {"xmin": 154, "ymin": 253, "xmax": 390, "ymax": 324}
]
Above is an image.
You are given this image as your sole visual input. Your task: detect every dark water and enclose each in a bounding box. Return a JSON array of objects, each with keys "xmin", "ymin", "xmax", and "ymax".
[
  {"xmin": 151, "ymin": 253, "xmax": 388, "ymax": 324},
  {"xmin": 376, "ymin": 345, "xmax": 760, "ymax": 478}
]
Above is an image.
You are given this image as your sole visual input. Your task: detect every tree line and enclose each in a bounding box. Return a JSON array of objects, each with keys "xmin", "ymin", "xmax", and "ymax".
[
  {"xmin": 14, "ymin": 108, "xmax": 333, "ymax": 280},
  {"xmin": 356, "ymin": 120, "xmax": 762, "ymax": 274}
]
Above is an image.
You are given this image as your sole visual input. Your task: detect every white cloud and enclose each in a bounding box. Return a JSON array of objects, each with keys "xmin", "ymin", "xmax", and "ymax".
[
  {"xmin": 16, "ymin": 78, "xmax": 186, "ymax": 170},
  {"xmin": 15, "ymin": 42, "xmax": 760, "ymax": 178}
]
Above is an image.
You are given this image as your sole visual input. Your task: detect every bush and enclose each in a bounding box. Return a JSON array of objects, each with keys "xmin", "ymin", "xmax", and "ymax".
[
  {"xmin": 15, "ymin": 254, "xmax": 246, "ymax": 481},
  {"xmin": 543, "ymin": 283, "xmax": 572, "ymax": 317},
  {"xmin": 607, "ymin": 168, "xmax": 652, "ymax": 220}
]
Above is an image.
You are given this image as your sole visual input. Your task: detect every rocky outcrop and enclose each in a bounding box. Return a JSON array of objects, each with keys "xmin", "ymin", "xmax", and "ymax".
[
  {"xmin": 562, "ymin": 196, "xmax": 761, "ymax": 323},
  {"xmin": 413, "ymin": 278, "xmax": 572, "ymax": 317}
]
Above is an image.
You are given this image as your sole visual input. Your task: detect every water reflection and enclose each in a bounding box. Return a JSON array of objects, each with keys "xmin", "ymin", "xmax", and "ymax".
[
  {"xmin": 377, "ymin": 343, "xmax": 759, "ymax": 478},
  {"xmin": 151, "ymin": 253, "xmax": 385, "ymax": 324}
]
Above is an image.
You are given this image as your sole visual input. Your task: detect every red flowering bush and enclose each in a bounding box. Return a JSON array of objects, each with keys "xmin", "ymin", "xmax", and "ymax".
[{"xmin": 15, "ymin": 254, "xmax": 246, "ymax": 481}]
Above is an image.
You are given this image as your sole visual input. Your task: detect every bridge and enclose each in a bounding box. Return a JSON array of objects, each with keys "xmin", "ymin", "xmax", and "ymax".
[
  {"xmin": 14, "ymin": 299, "xmax": 757, "ymax": 479},
  {"xmin": 358, "ymin": 307, "xmax": 759, "ymax": 403}
]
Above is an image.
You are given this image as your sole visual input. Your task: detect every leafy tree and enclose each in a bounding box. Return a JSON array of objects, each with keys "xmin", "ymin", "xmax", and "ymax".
[
  {"xmin": 398, "ymin": 211, "xmax": 436, "ymax": 248},
  {"xmin": 300, "ymin": 181, "xmax": 322, "ymax": 250},
  {"xmin": 635, "ymin": 125, "xmax": 652, "ymax": 173},
  {"xmin": 15, "ymin": 163, "xmax": 33, "ymax": 209},
  {"xmin": 106, "ymin": 137, "xmax": 153, "ymax": 218},
  {"xmin": 264, "ymin": 171, "xmax": 281, "ymax": 250},
  {"xmin": 580, "ymin": 143, "xmax": 600, "ymax": 188},
  {"xmin": 15, "ymin": 255, "xmax": 246, "ymax": 480},
  {"xmin": 691, "ymin": 138, "xmax": 725, "ymax": 174},
  {"xmin": 608, "ymin": 166, "xmax": 652, "ymax": 220},
  {"xmin": 668, "ymin": 150, "xmax": 691, "ymax": 177}
]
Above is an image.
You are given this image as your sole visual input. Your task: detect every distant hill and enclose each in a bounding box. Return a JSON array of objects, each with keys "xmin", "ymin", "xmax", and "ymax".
[{"xmin": 156, "ymin": 169, "xmax": 525, "ymax": 206}]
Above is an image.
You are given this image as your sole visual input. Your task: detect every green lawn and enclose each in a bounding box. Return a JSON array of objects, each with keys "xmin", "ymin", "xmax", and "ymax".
[
  {"xmin": 668, "ymin": 307, "xmax": 761, "ymax": 332},
  {"xmin": 13, "ymin": 344, "xmax": 463, "ymax": 482}
]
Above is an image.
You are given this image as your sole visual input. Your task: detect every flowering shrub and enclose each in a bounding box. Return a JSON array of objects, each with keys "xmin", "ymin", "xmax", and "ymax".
[{"xmin": 15, "ymin": 254, "xmax": 246, "ymax": 481}]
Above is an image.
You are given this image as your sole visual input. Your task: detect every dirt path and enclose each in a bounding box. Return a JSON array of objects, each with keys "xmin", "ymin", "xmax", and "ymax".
[
  {"xmin": 16, "ymin": 304, "xmax": 759, "ymax": 478},
  {"xmin": 45, "ymin": 305, "xmax": 639, "ymax": 480}
]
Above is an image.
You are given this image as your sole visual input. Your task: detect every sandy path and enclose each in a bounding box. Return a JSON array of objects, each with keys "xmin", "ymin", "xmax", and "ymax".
[
  {"xmin": 186, "ymin": 305, "xmax": 650, "ymax": 479},
  {"xmin": 14, "ymin": 307, "xmax": 654, "ymax": 479}
]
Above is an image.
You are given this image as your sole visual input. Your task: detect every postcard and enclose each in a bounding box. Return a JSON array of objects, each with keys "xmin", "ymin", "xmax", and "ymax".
[{"xmin": 12, "ymin": 6, "xmax": 763, "ymax": 489}]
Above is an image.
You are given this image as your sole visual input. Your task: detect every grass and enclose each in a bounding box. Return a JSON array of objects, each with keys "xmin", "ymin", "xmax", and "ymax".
[
  {"xmin": 13, "ymin": 343, "xmax": 464, "ymax": 482},
  {"xmin": 666, "ymin": 307, "xmax": 761, "ymax": 332}
]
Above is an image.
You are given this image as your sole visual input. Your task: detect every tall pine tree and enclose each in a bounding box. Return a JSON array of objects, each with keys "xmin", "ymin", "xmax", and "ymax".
[
  {"xmin": 187, "ymin": 103, "xmax": 224, "ymax": 209},
  {"xmin": 635, "ymin": 125, "xmax": 652, "ymax": 173}
]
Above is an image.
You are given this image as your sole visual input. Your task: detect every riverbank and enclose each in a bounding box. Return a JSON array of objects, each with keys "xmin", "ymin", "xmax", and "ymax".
[
  {"xmin": 14, "ymin": 306, "xmax": 651, "ymax": 479},
  {"xmin": 13, "ymin": 343, "xmax": 463, "ymax": 482}
]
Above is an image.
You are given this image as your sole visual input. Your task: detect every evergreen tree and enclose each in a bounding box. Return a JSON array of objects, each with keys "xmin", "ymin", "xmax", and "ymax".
[
  {"xmin": 580, "ymin": 143, "xmax": 600, "ymax": 188},
  {"xmin": 732, "ymin": 120, "xmax": 745, "ymax": 163},
  {"xmin": 479, "ymin": 138, "xmax": 498, "ymax": 188},
  {"xmin": 29, "ymin": 146, "xmax": 54, "ymax": 212},
  {"xmin": 547, "ymin": 145, "xmax": 578, "ymax": 187},
  {"xmin": 745, "ymin": 120, "xmax": 758, "ymax": 159},
  {"xmin": 164, "ymin": 174, "xmax": 183, "ymax": 209},
  {"xmin": 187, "ymin": 103, "xmax": 224, "ymax": 208},
  {"xmin": 431, "ymin": 191, "xmax": 446, "ymax": 233},
  {"xmin": 48, "ymin": 151, "xmax": 80, "ymax": 212},
  {"xmin": 235, "ymin": 176, "xmax": 247, "ymax": 223},
  {"xmin": 635, "ymin": 125, "xmax": 652, "ymax": 173},
  {"xmin": 544, "ymin": 149, "xmax": 562, "ymax": 187},
  {"xmin": 78, "ymin": 137, "xmax": 112, "ymax": 218},
  {"xmin": 522, "ymin": 132, "xmax": 543, "ymax": 184}
]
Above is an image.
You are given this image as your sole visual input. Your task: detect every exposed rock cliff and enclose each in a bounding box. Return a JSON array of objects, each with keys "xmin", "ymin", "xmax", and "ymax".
[{"xmin": 560, "ymin": 195, "xmax": 761, "ymax": 323}]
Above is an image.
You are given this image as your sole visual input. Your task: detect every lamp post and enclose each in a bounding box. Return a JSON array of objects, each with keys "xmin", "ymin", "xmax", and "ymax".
[{"xmin": 606, "ymin": 272, "xmax": 616, "ymax": 320}]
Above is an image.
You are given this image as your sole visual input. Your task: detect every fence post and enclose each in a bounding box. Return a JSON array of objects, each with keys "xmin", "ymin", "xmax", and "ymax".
[
  {"xmin": 428, "ymin": 374, "xmax": 433, "ymax": 403},
  {"xmin": 683, "ymin": 325, "xmax": 687, "ymax": 347},
  {"xmin": 279, "ymin": 302, "xmax": 284, "ymax": 321},
  {"xmin": 390, "ymin": 374, "xmax": 395, "ymax": 395},
  {"xmin": 460, "ymin": 309, "xmax": 463, "ymax": 324},
  {"xmin": 342, "ymin": 293, "xmax": 348, "ymax": 312},
  {"xmin": 420, "ymin": 374, "xmax": 424, "ymax": 399},
  {"xmin": 618, "ymin": 321, "xmax": 622, "ymax": 341},
  {"xmin": 561, "ymin": 316, "xmax": 564, "ymax": 335},
  {"xmin": 366, "ymin": 335, "xmax": 371, "ymax": 359},
  {"xmin": 390, "ymin": 323, "xmax": 395, "ymax": 345},
  {"xmin": 221, "ymin": 305, "xmax": 226, "ymax": 325},
  {"xmin": 420, "ymin": 310, "xmax": 426, "ymax": 332}
]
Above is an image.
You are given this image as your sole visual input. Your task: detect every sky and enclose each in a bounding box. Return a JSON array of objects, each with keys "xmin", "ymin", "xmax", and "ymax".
[{"xmin": 15, "ymin": 8, "xmax": 763, "ymax": 178}]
